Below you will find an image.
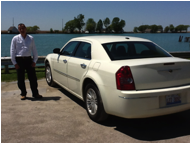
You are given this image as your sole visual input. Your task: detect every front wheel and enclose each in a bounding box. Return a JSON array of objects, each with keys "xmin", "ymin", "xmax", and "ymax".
[
  {"xmin": 45, "ymin": 63, "xmax": 56, "ymax": 87},
  {"xmin": 84, "ymin": 83, "xmax": 108, "ymax": 122}
]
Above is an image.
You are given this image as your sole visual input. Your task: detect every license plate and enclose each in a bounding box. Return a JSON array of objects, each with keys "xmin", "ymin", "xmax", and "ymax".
[{"xmin": 166, "ymin": 94, "xmax": 181, "ymax": 105}]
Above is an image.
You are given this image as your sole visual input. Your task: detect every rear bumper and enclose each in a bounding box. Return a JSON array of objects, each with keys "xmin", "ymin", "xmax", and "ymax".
[{"xmin": 101, "ymin": 85, "xmax": 190, "ymax": 118}]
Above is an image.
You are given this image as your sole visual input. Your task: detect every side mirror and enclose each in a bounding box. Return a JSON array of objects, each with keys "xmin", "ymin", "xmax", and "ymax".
[{"xmin": 53, "ymin": 48, "xmax": 60, "ymax": 54}]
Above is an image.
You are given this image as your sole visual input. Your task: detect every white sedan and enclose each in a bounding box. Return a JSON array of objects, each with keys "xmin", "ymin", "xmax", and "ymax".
[{"xmin": 45, "ymin": 36, "xmax": 190, "ymax": 122}]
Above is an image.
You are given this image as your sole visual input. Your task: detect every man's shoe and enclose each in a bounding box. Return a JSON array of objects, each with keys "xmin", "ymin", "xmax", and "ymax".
[
  {"xmin": 21, "ymin": 96, "xmax": 26, "ymax": 100},
  {"xmin": 33, "ymin": 94, "xmax": 43, "ymax": 99}
]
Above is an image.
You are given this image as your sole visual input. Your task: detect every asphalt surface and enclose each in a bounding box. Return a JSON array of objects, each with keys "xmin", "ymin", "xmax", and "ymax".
[{"xmin": 1, "ymin": 79, "xmax": 190, "ymax": 143}]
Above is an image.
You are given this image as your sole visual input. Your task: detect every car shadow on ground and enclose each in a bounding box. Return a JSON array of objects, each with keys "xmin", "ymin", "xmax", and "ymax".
[
  {"xmin": 102, "ymin": 110, "xmax": 190, "ymax": 141},
  {"xmin": 57, "ymin": 86, "xmax": 190, "ymax": 141},
  {"xmin": 58, "ymin": 87, "xmax": 85, "ymax": 109}
]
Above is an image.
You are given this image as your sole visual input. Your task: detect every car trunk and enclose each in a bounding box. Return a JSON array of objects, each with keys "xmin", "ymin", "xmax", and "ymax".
[{"xmin": 113, "ymin": 57, "xmax": 190, "ymax": 90}]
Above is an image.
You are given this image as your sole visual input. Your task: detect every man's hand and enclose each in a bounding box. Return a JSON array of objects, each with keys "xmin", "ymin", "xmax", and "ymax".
[
  {"xmin": 15, "ymin": 64, "xmax": 19, "ymax": 69},
  {"xmin": 31, "ymin": 62, "xmax": 36, "ymax": 67}
]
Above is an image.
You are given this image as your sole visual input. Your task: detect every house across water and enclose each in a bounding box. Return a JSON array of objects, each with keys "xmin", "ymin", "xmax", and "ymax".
[{"xmin": 8, "ymin": 26, "xmax": 19, "ymax": 34}]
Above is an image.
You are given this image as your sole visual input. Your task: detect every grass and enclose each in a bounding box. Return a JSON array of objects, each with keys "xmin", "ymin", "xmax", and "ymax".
[{"xmin": 1, "ymin": 67, "xmax": 45, "ymax": 82}]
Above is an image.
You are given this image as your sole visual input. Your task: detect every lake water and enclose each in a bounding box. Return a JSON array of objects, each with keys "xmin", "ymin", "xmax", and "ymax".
[{"xmin": 1, "ymin": 33, "xmax": 190, "ymax": 57}]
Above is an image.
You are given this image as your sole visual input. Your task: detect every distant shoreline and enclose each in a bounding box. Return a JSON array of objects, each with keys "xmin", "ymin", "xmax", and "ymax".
[{"xmin": 1, "ymin": 31, "xmax": 190, "ymax": 34}]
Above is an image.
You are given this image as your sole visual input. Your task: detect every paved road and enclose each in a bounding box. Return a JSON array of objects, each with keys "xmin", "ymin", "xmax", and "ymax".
[{"xmin": 1, "ymin": 79, "xmax": 190, "ymax": 143}]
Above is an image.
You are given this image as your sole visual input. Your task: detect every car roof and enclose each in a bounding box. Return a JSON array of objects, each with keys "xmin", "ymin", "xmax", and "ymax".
[{"xmin": 70, "ymin": 35, "xmax": 151, "ymax": 44}]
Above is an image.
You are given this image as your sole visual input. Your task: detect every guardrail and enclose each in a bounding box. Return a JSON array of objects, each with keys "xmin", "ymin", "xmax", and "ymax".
[
  {"xmin": 1, "ymin": 56, "xmax": 46, "ymax": 73},
  {"xmin": 1, "ymin": 52, "xmax": 190, "ymax": 73}
]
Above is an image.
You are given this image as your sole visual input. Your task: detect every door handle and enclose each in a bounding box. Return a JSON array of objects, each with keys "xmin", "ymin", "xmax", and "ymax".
[
  {"xmin": 80, "ymin": 63, "xmax": 86, "ymax": 69},
  {"xmin": 63, "ymin": 59, "xmax": 67, "ymax": 63}
]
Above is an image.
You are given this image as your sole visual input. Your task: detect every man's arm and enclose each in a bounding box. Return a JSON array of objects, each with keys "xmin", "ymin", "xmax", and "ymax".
[
  {"xmin": 31, "ymin": 38, "xmax": 38, "ymax": 67},
  {"xmin": 10, "ymin": 37, "xmax": 19, "ymax": 69}
]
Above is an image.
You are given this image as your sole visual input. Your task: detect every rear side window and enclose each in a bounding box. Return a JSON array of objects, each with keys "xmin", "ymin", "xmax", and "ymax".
[
  {"xmin": 102, "ymin": 42, "xmax": 171, "ymax": 60},
  {"xmin": 74, "ymin": 42, "xmax": 91, "ymax": 59}
]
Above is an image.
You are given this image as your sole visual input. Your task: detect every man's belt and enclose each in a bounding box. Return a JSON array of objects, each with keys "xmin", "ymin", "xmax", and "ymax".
[{"xmin": 16, "ymin": 56, "xmax": 31, "ymax": 59}]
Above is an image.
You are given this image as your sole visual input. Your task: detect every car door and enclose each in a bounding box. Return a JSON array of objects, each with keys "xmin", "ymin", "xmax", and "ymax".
[
  {"xmin": 67, "ymin": 42, "xmax": 92, "ymax": 97},
  {"xmin": 53, "ymin": 41, "xmax": 79, "ymax": 87}
]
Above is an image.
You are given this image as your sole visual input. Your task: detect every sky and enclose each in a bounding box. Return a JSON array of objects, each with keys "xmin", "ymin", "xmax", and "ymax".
[{"xmin": 1, "ymin": 1, "xmax": 190, "ymax": 32}]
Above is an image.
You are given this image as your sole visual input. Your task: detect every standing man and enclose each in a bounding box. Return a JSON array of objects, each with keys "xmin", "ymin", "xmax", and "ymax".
[{"xmin": 10, "ymin": 23, "xmax": 43, "ymax": 100}]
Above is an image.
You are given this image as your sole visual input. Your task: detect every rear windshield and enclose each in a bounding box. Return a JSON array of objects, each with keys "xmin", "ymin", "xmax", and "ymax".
[{"xmin": 102, "ymin": 42, "xmax": 171, "ymax": 60}]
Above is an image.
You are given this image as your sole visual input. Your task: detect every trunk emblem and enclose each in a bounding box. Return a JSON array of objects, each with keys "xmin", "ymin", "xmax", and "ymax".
[{"xmin": 158, "ymin": 68, "xmax": 181, "ymax": 73}]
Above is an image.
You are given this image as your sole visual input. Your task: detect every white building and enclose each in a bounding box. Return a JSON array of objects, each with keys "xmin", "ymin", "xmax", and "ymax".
[{"xmin": 8, "ymin": 26, "xmax": 19, "ymax": 34}]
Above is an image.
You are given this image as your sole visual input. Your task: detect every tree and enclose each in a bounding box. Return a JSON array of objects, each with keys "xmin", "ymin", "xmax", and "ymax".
[
  {"xmin": 138, "ymin": 25, "xmax": 149, "ymax": 33},
  {"xmin": 26, "ymin": 25, "xmax": 40, "ymax": 32},
  {"xmin": 175, "ymin": 25, "xmax": 185, "ymax": 32},
  {"xmin": 74, "ymin": 14, "xmax": 85, "ymax": 33},
  {"xmin": 164, "ymin": 26, "xmax": 169, "ymax": 33},
  {"xmin": 26, "ymin": 26, "xmax": 32, "ymax": 32},
  {"xmin": 111, "ymin": 17, "xmax": 120, "ymax": 32},
  {"xmin": 54, "ymin": 30, "xmax": 59, "ymax": 33},
  {"xmin": 64, "ymin": 20, "xmax": 76, "ymax": 33},
  {"xmin": 119, "ymin": 19, "xmax": 125, "ymax": 31},
  {"xmin": 32, "ymin": 25, "xmax": 40, "ymax": 32},
  {"xmin": 150, "ymin": 25, "xmax": 158, "ymax": 33},
  {"xmin": 176, "ymin": 25, "xmax": 190, "ymax": 32},
  {"xmin": 111, "ymin": 17, "xmax": 126, "ymax": 33},
  {"xmin": 85, "ymin": 18, "xmax": 96, "ymax": 33},
  {"xmin": 157, "ymin": 25, "xmax": 163, "ymax": 32},
  {"xmin": 96, "ymin": 19, "xmax": 103, "ymax": 33},
  {"xmin": 133, "ymin": 27, "xmax": 138, "ymax": 33},
  {"xmin": 103, "ymin": 17, "xmax": 110, "ymax": 32},
  {"xmin": 184, "ymin": 25, "xmax": 190, "ymax": 32},
  {"xmin": 107, "ymin": 25, "xmax": 112, "ymax": 33},
  {"xmin": 169, "ymin": 24, "xmax": 174, "ymax": 32},
  {"xmin": 50, "ymin": 28, "xmax": 53, "ymax": 33}
]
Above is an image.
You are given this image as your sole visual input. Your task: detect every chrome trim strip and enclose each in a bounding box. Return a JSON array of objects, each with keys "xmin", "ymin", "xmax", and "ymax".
[
  {"xmin": 54, "ymin": 69, "xmax": 67, "ymax": 77},
  {"xmin": 67, "ymin": 75, "xmax": 80, "ymax": 82},
  {"xmin": 54, "ymin": 69, "xmax": 80, "ymax": 82},
  {"xmin": 119, "ymin": 96, "xmax": 157, "ymax": 99}
]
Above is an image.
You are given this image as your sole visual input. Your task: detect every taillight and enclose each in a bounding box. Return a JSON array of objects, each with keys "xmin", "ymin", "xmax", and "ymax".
[{"xmin": 116, "ymin": 66, "xmax": 135, "ymax": 90}]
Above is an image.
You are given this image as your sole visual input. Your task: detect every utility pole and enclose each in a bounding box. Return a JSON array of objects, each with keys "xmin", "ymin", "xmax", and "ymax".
[
  {"xmin": 13, "ymin": 18, "xmax": 14, "ymax": 26},
  {"xmin": 62, "ymin": 19, "xmax": 63, "ymax": 31}
]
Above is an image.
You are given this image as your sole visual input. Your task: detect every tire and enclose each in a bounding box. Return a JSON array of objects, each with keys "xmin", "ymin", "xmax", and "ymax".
[
  {"xmin": 45, "ymin": 63, "xmax": 56, "ymax": 87},
  {"xmin": 84, "ymin": 83, "xmax": 108, "ymax": 122}
]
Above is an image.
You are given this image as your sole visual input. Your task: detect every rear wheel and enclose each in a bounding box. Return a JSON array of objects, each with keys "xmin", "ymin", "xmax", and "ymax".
[
  {"xmin": 45, "ymin": 63, "xmax": 56, "ymax": 87},
  {"xmin": 84, "ymin": 83, "xmax": 108, "ymax": 122}
]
